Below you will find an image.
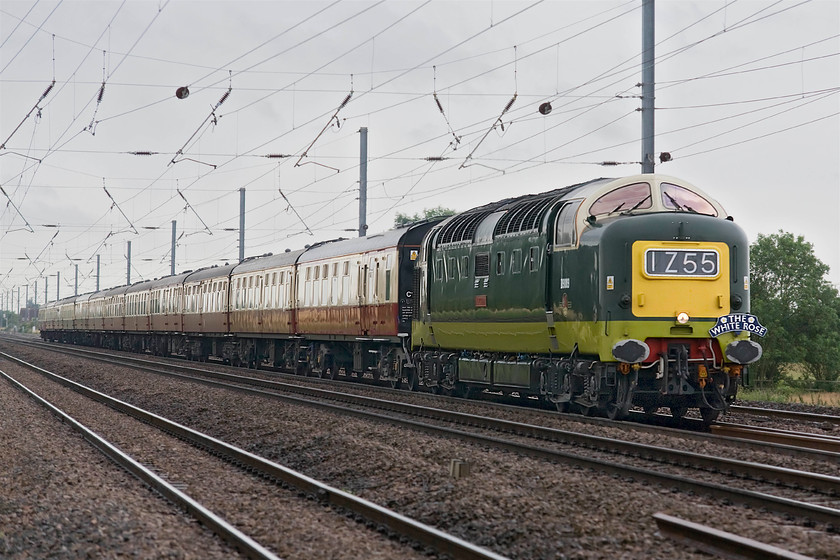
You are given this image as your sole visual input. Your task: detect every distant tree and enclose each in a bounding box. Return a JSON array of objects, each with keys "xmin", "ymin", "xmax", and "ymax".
[
  {"xmin": 394, "ymin": 206, "xmax": 456, "ymax": 227},
  {"xmin": 749, "ymin": 231, "xmax": 840, "ymax": 386}
]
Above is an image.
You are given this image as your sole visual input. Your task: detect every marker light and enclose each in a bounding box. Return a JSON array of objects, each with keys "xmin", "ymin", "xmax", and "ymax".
[{"xmin": 676, "ymin": 312, "xmax": 690, "ymax": 324}]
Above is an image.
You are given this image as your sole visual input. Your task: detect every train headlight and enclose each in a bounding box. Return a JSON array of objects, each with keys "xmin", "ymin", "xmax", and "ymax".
[{"xmin": 676, "ymin": 312, "xmax": 690, "ymax": 325}]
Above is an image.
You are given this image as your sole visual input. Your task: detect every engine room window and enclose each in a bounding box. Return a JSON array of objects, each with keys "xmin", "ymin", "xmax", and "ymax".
[
  {"xmin": 588, "ymin": 183, "xmax": 651, "ymax": 216},
  {"xmin": 435, "ymin": 258, "xmax": 444, "ymax": 281},
  {"xmin": 660, "ymin": 183, "xmax": 718, "ymax": 216},
  {"xmin": 511, "ymin": 249, "xmax": 522, "ymax": 274},
  {"xmin": 495, "ymin": 252, "xmax": 505, "ymax": 275},
  {"xmin": 461, "ymin": 256, "xmax": 470, "ymax": 278},
  {"xmin": 529, "ymin": 246, "xmax": 539, "ymax": 272},
  {"xmin": 555, "ymin": 200, "xmax": 582, "ymax": 247},
  {"xmin": 447, "ymin": 257, "xmax": 456, "ymax": 280}
]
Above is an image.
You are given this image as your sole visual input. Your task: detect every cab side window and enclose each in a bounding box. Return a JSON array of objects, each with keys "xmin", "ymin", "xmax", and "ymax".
[{"xmin": 555, "ymin": 200, "xmax": 582, "ymax": 248}]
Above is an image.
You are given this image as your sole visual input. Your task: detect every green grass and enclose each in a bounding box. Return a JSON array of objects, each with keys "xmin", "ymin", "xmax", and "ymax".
[
  {"xmin": 738, "ymin": 385, "xmax": 802, "ymax": 403},
  {"xmin": 739, "ymin": 385, "xmax": 840, "ymax": 407}
]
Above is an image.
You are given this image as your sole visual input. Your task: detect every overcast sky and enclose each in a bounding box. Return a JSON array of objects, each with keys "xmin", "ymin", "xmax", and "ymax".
[{"xmin": 1, "ymin": 0, "xmax": 838, "ymax": 306}]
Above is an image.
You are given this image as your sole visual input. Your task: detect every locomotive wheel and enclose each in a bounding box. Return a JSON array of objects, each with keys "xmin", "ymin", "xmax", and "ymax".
[
  {"xmin": 670, "ymin": 405, "xmax": 688, "ymax": 420},
  {"xmin": 700, "ymin": 407, "xmax": 721, "ymax": 424},
  {"xmin": 389, "ymin": 374, "xmax": 402, "ymax": 389},
  {"xmin": 605, "ymin": 374, "xmax": 633, "ymax": 421},
  {"xmin": 606, "ymin": 403, "xmax": 626, "ymax": 420},
  {"xmin": 407, "ymin": 368, "xmax": 419, "ymax": 391},
  {"xmin": 642, "ymin": 404, "xmax": 659, "ymax": 415}
]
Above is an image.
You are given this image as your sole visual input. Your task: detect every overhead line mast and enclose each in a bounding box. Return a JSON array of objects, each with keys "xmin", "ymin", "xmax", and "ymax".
[{"xmin": 641, "ymin": 0, "xmax": 655, "ymax": 174}]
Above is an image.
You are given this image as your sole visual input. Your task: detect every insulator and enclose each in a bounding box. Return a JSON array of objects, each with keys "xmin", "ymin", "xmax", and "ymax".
[
  {"xmin": 433, "ymin": 93, "xmax": 444, "ymax": 113},
  {"xmin": 41, "ymin": 82, "xmax": 55, "ymax": 99},
  {"xmin": 97, "ymin": 83, "xmax": 105, "ymax": 103},
  {"xmin": 338, "ymin": 92, "xmax": 352, "ymax": 109},
  {"xmin": 218, "ymin": 89, "xmax": 231, "ymax": 105},
  {"xmin": 503, "ymin": 94, "xmax": 517, "ymax": 113}
]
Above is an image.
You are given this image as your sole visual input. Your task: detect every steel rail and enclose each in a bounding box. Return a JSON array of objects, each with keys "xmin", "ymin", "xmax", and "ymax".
[
  {"xmin": 731, "ymin": 405, "xmax": 840, "ymax": 426},
  {"xmin": 5, "ymin": 349, "xmax": 840, "ymax": 529},
  {"xmin": 653, "ymin": 512, "xmax": 817, "ymax": 560},
  {"xmin": 711, "ymin": 423, "xmax": 840, "ymax": 454},
  {"xmin": 0, "ymin": 352, "xmax": 510, "ymax": 560},
  {"xmin": 0, "ymin": 368, "xmax": 281, "ymax": 560}
]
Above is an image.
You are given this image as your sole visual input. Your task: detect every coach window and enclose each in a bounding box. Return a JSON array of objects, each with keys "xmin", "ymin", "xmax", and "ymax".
[
  {"xmin": 511, "ymin": 249, "xmax": 522, "ymax": 274},
  {"xmin": 495, "ymin": 251, "xmax": 505, "ymax": 275},
  {"xmin": 555, "ymin": 200, "xmax": 582, "ymax": 248},
  {"xmin": 322, "ymin": 265, "xmax": 331, "ymax": 304}
]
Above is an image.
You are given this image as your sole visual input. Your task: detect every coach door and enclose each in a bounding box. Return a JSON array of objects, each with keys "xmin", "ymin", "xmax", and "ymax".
[{"xmin": 358, "ymin": 260, "xmax": 371, "ymax": 335}]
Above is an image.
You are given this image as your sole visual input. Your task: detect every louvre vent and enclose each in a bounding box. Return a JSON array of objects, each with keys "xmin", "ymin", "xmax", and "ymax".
[
  {"xmin": 438, "ymin": 211, "xmax": 493, "ymax": 245},
  {"xmin": 494, "ymin": 196, "xmax": 556, "ymax": 236},
  {"xmin": 474, "ymin": 253, "xmax": 490, "ymax": 277},
  {"xmin": 432, "ymin": 178, "xmax": 607, "ymax": 247}
]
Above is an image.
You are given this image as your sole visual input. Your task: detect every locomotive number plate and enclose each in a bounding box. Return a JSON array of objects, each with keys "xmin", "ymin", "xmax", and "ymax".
[{"xmin": 644, "ymin": 248, "xmax": 719, "ymax": 278}]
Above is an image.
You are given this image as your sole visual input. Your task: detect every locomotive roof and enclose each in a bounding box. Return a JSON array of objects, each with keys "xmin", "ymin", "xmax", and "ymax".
[
  {"xmin": 431, "ymin": 174, "xmax": 726, "ymax": 246},
  {"xmin": 432, "ymin": 177, "xmax": 611, "ymax": 245}
]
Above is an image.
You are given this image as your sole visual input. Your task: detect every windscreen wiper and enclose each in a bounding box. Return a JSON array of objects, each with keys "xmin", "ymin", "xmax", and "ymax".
[
  {"xmin": 621, "ymin": 194, "xmax": 651, "ymax": 214},
  {"xmin": 663, "ymin": 191, "xmax": 696, "ymax": 213}
]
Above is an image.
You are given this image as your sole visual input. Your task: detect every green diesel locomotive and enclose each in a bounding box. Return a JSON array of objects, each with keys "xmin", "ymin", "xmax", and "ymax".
[{"xmin": 410, "ymin": 174, "xmax": 763, "ymax": 422}]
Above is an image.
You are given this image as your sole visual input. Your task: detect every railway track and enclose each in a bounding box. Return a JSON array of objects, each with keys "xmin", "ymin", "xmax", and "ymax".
[
  {"xmin": 0, "ymin": 352, "xmax": 508, "ymax": 560},
  {"xmin": 5, "ymin": 341, "xmax": 840, "ymax": 531},
  {"xmin": 1, "ymin": 367, "xmax": 280, "ymax": 560},
  {"xmin": 10, "ymin": 337, "xmax": 840, "ymax": 466}
]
